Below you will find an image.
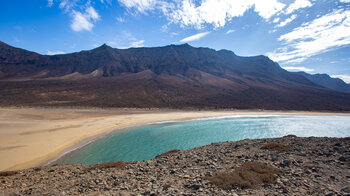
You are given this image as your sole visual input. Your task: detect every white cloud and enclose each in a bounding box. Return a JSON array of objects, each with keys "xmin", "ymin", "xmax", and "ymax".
[
  {"xmin": 59, "ymin": 0, "xmax": 67, "ymax": 8},
  {"xmin": 51, "ymin": 1, "xmax": 100, "ymax": 31},
  {"xmin": 253, "ymin": 0, "xmax": 286, "ymax": 19},
  {"xmin": 276, "ymin": 14, "xmax": 297, "ymax": 27},
  {"xmin": 273, "ymin": 17, "xmax": 280, "ymax": 23},
  {"xmin": 117, "ymin": 0, "xmax": 286, "ymax": 29},
  {"xmin": 118, "ymin": 0, "xmax": 158, "ymax": 13},
  {"xmin": 71, "ymin": 6, "xmax": 100, "ymax": 32},
  {"xmin": 226, "ymin": 29, "xmax": 235, "ymax": 34},
  {"xmin": 331, "ymin": 74, "xmax": 350, "ymax": 83},
  {"xmin": 180, "ymin": 31, "xmax": 210, "ymax": 42},
  {"xmin": 71, "ymin": 11, "xmax": 93, "ymax": 31},
  {"xmin": 283, "ymin": 66, "xmax": 314, "ymax": 72},
  {"xmin": 59, "ymin": 0, "xmax": 74, "ymax": 11},
  {"xmin": 285, "ymin": 0, "xmax": 312, "ymax": 14},
  {"xmin": 169, "ymin": 0, "xmax": 285, "ymax": 28},
  {"xmin": 267, "ymin": 9, "xmax": 350, "ymax": 64},
  {"xmin": 52, "ymin": 0, "xmax": 314, "ymax": 31},
  {"xmin": 100, "ymin": 0, "xmax": 112, "ymax": 4},
  {"xmin": 48, "ymin": 0, "xmax": 53, "ymax": 7},
  {"xmin": 47, "ymin": 50, "xmax": 65, "ymax": 55},
  {"xmin": 86, "ymin": 6, "xmax": 99, "ymax": 20},
  {"xmin": 129, "ymin": 40, "xmax": 145, "ymax": 47},
  {"xmin": 116, "ymin": 17, "xmax": 125, "ymax": 22},
  {"xmin": 339, "ymin": 0, "xmax": 350, "ymax": 3}
]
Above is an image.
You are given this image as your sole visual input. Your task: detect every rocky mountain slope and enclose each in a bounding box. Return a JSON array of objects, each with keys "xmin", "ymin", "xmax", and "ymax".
[
  {"xmin": 1, "ymin": 41, "xmax": 350, "ymax": 110},
  {"xmin": 295, "ymin": 72, "xmax": 350, "ymax": 93},
  {"xmin": 1, "ymin": 136, "xmax": 349, "ymax": 195}
]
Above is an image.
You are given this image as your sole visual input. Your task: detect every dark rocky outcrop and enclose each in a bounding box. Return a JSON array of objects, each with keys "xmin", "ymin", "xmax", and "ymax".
[{"xmin": 1, "ymin": 137, "xmax": 349, "ymax": 195}]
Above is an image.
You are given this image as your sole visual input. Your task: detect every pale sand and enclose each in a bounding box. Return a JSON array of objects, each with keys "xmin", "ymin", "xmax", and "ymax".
[{"xmin": 0, "ymin": 107, "xmax": 349, "ymax": 171}]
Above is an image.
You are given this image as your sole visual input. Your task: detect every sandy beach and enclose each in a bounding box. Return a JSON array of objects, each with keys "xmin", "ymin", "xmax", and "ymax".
[{"xmin": 0, "ymin": 107, "xmax": 349, "ymax": 171}]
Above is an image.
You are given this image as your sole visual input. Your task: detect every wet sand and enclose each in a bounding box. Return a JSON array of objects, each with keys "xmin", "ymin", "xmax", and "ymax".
[{"xmin": 0, "ymin": 107, "xmax": 348, "ymax": 171}]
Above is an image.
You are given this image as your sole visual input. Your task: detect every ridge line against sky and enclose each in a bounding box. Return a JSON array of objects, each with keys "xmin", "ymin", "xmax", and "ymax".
[{"xmin": 0, "ymin": 0, "xmax": 349, "ymax": 82}]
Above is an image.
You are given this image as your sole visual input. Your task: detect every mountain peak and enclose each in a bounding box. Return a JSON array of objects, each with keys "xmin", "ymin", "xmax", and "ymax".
[
  {"xmin": 92, "ymin": 43, "xmax": 114, "ymax": 52},
  {"xmin": 99, "ymin": 43, "xmax": 112, "ymax": 48}
]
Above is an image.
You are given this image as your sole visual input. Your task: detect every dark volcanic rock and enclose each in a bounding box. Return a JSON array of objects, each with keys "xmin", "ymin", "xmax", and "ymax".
[{"xmin": 1, "ymin": 137, "xmax": 350, "ymax": 195}]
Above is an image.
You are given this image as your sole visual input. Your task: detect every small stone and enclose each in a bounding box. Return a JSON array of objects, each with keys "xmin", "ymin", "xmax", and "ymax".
[
  {"xmin": 325, "ymin": 192, "xmax": 333, "ymax": 196},
  {"xmin": 283, "ymin": 160, "xmax": 291, "ymax": 167},
  {"xmin": 282, "ymin": 188, "xmax": 288, "ymax": 193},
  {"xmin": 189, "ymin": 184, "xmax": 200, "ymax": 190},
  {"xmin": 341, "ymin": 187, "xmax": 350, "ymax": 193},
  {"xmin": 339, "ymin": 156, "xmax": 346, "ymax": 162},
  {"xmin": 281, "ymin": 178, "xmax": 288, "ymax": 183},
  {"xmin": 183, "ymin": 175, "xmax": 190, "ymax": 178}
]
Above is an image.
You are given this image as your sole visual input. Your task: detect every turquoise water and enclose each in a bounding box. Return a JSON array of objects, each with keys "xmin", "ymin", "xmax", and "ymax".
[{"xmin": 58, "ymin": 115, "xmax": 350, "ymax": 165}]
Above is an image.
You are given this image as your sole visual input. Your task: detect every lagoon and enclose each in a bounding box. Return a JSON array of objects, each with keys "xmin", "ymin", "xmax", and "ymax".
[{"xmin": 57, "ymin": 115, "xmax": 350, "ymax": 165}]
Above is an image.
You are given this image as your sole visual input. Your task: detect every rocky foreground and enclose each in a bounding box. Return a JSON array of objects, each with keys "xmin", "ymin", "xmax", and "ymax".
[{"xmin": 1, "ymin": 136, "xmax": 350, "ymax": 195}]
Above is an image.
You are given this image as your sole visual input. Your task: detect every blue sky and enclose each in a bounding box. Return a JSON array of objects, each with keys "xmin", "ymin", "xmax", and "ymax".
[{"xmin": 0, "ymin": 0, "xmax": 349, "ymax": 83}]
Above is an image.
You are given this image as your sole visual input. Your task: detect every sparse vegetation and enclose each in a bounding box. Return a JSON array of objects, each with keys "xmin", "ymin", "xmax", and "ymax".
[
  {"xmin": 0, "ymin": 171, "xmax": 18, "ymax": 177},
  {"xmin": 261, "ymin": 143, "xmax": 292, "ymax": 151},
  {"xmin": 84, "ymin": 161, "xmax": 127, "ymax": 171},
  {"xmin": 207, "ymin": 161, "xmax": 281, "ymax": 190},
  {"xmin": 156, "ymin": 149, "xmax": 181, "ymax": 158}
]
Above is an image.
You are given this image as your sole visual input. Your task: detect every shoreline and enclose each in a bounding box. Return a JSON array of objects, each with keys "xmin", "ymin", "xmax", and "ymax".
[
  {"xmin": 47, "ymin": 114, "xmax": 283, "ymax": 166},
  {"xmin": 0, "ymin": 107, "xmax": 349, "ymax": 171},
  {"xmin": 47, "ymin": 112, "xmax": 350, "ymax": 167}
]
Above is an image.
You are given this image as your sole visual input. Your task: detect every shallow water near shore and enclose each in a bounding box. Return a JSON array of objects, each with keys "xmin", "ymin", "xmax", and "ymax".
[{"xmin": 57, "ymin": 115, "xmax": 350, "ymax": 165}]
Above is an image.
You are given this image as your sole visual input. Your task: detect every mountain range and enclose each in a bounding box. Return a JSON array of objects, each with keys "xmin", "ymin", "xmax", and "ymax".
[{"xmin": 1, "ymin": 41, "xmax": 350, "ymax": 110}]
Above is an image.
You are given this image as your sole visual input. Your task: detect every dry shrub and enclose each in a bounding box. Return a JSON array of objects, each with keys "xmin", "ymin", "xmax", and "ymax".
[
  {"xmin": 0, "ymin": 171, "xmax": 18, "ymax": 177},
  {"xmin": 261, "ymin": 143, "xmax": 292, "ymax": 151},
  {"xmin": 156, "ymin": 149, "xmax": 181, "ymax": 158},
  {"xmin": 85, "ymin": 161, "xmax": 127, "ymax": 171},
  {"xmin": 207, "ymin": 161, "xmax": 281, "ymax": 190},
  {"xmin": 283, "ymin": 134, "xmax": 297, "ymax": 138},
  {"xmin": 342, "ymin": 137, "xmax": 350, "ymax": 141}
]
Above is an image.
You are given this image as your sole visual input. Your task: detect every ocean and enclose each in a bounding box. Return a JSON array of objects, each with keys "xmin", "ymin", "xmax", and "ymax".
[{"xmin": 57, "ymin": 115, "xmax": 350, "ymax": 165}]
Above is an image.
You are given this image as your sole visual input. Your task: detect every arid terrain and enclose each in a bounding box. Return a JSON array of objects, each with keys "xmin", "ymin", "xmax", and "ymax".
[
  {"xmin": 1, "ymin": 136, "xmax": 349, "ymax": 195},
  {"xmin": 1, "ymin": 41, "xmax": 350, "ymax": 110}
]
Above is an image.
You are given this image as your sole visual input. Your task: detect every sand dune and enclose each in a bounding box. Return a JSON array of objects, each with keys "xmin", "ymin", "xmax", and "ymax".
[{"xmin": 0, "ymin": 107, "xmax": 349, "ymax": 171}]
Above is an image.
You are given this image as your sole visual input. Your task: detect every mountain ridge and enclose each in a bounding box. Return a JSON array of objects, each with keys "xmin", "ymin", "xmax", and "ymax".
[
  {"xmin": 1, "ymin": 41, "xmax": 350, "ymax": 110},
  {"xmin": 295, "ymin": 71, "xmax": 350, "ymax": 93}
]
